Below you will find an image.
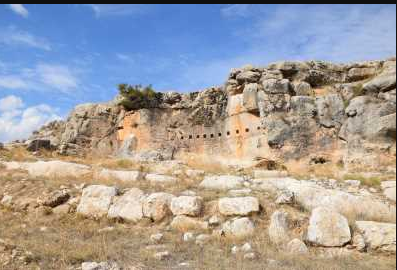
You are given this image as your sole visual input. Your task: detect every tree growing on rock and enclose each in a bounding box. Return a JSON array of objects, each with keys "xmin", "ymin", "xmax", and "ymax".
[{"xmin": 118, "ymin": 84, "xmax": 163, "ymax": 110}]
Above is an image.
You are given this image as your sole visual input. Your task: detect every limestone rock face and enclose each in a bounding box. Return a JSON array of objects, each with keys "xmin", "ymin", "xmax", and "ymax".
[
  {"xmin": 355, "ymin": 221, "xmax": 396, "ymax": 253},
  {"xmin": 77, "ymin": 185, "xmax": 118, "ymax": 219},
  {"xmin": 363, "ymin": 61, "xmax": 396, "ymax": 93},
  {"xmin": 315, "ymin": 94, "xmax": 345, "ymax": 128},
  {"xmin": 170, "ymin": 196, "xmax": 203, "ymax": 217},
  {"xmin": 143, "ymin": 192, "xmax": 175, "ymax": 222},
  {"xmin": 242, "ymin": 83, "xmax": 259, "ymax": 112},
  {"xmin": 307, "ymin": 207, "xmax": 351, "ymax": 247},
  {"xmin": 222, "ymin": 217, "xmax": 255, "ymax": 238},
  {"xmin": 218, "ymin": 197, "xmax": 259, "ymax": 216},
  {"xmin": 27, "ymin": 57, "xmax": 395, "ymax": 171},
  {"xmin": 107, "ymin": 188, "xmax": 145, "ymax": 222}
]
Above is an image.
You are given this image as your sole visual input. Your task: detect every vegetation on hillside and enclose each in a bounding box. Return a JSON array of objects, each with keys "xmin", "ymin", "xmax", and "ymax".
[{"xmin": 118, "ymin": 84, "xmax": 163, "ymax": 111}]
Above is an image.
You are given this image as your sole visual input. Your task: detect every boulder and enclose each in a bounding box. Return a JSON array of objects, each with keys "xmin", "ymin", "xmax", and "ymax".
[
  {"xmin": 363, "ymin": 73, "xmax": 396, "ymax": 93},
  {"xmin": 199, "ymin": 175, "xmax": 245, "ymax": 190},
  {"xmin": 170, "ymin": 196, "xmax": 203, "ymax": 217},
  {"xmin": 170, "ymin": 215, "xmax": 208, "ymax": 231},
  {"xmin": 255, "ymin": 177, "xmax": 396, "ymax": 223},
  {"xmin": 77, "ymin": 185, "xmax": 118, "ymax": 219},
  {"xmin": 286, "ymin": 239, "xmax": 309, "ymax": 254},
  {"xmin": 236, "ymin": 71, "xmax": 261, "ymax": 84},
  {"xmin": 218, "ymin": 197, "xmax": 259, "ymax": 216},
  {"xmin": 347, "ymin": 67, "xmax": 376, "ymax": 82},
  {"xmin": 108, "ymin": 188, "xmax": 145, "ymax": 222},
  {"xmin": 293, "ymin": 81, "xmax": 313, "ymax": 96},
  {"xmin": 222, "ymin": 217, "xmax": 255, "ymax": 238},
  {"xmin": 262, "ymin": 79, "xmax": 291, "ymax": 94},
  {"xmin": 268, "ymin": 210, "xmax": 291, "ymax": 245},
  {"xmin": 355, "ymin": 221, "xmax": 396, "ymax": 253},
  {"xmin": 26, "ymin": 139, "xmax": 52, "ymax": 152},
  {"xmin": 307, "ymin": 207, "xmax": 351, "ymax": 247},
  {"xmin": 97, "ymin": 169, "xmax": 144, "ymax": 182},
  {"xmin": 39, "ymin": 189, "xmax": 70, "ymax": 208},
  {"xmin": 339, "ymin": 96, "xmax": 396, "ymax": 142},
  {"xmin": 143, "ymin": 192, "xmax": 175, "ymax": 221}
]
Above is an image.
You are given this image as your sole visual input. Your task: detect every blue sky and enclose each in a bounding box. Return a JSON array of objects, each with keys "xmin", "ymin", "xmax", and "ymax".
[{"xmin": 0, "ymin": 4, "xmax": 396, "ymax": 142}]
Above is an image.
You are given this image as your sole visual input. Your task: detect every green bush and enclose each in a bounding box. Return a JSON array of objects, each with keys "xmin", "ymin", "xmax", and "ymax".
[{"xmin": 118, "ymin": 84, "xmax": 163, "ymax": 110}]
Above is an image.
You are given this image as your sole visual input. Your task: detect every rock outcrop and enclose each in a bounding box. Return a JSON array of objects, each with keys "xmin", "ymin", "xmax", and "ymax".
[{"xmin": 26, "ymin": 57, "xmax": 395, "ymax": 170}]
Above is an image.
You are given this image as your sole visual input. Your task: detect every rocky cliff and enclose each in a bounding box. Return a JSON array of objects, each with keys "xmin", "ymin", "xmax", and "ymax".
[{"xmin": 29, "ymin": 57, "xmax": 396, "ymax": 170}]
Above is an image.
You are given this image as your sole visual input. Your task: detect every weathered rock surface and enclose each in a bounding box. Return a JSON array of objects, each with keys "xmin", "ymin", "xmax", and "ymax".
[
  {"xmin": 108, "ymin": 188, "xmax": 145, "ymax": 222},
  {"xmin": 222, "ymin": 217, "xmax": 255, "ymax": 238},
  {"xmin": 77, "ymin": 185, "xmax": 118, "ymax": 219},
  {"xmin": 355, "ymin": 221, "xmax": 396, "ymax": 253},
  {"xmin": 268, "ymin": 210, "xmax": 291, "ymax": 246},
  {"xmin": 39, "ymin": 189, "xmax": 70, "ymax": 208},
  {"xmin": 307, "ymin": 207, "xmax": 351, "ymax": 247},
  {"xmin": 286, "ymin": 239, "xmax": 309, "ymax": 254},
  {"xmin": 256, "ymin": 177, "xmax": 396, "ymax": 223},
  {"xmin": 143, "ymin": 192, "xmax": 175, "ymax": 222},
  {"xmin": 27, "ymin": 58, "xmax": 396, "ymax": 173},
  {"xmin": 381, "ymin": 181, "xmax": 396, "ymax": 202},
  {"xmin": 171, "ymin": 215, "xmax": 209, "ymax": 231},
  {"xmin": 218, "ymin": 197, "xmax": 259, "ymax": 216},
  {"xmin": 170, "ymin": 196, "xmax": 203, "ymax": 217}
]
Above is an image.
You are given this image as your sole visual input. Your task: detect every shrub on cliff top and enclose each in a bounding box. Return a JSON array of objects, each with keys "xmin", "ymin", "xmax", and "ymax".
[{"xmin": 118, "ymin": 84, "xmax": 163, "ymax": 110}]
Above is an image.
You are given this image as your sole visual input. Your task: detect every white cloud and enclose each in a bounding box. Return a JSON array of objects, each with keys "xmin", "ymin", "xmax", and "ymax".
[
  {"xmin": 0, "ymin": 75, "xmax": 29, "ymax": 89},
  {"xmin": 36, "ymin": 64, "xmax": 79, "ymax": 92},
  {"xmin": 116, "ymin": 53, "xmax": 135, "ymax": 62},
  {"xmin": 0, "ymin": 95, "xmax": 24, "ymax": 111},
  {"xmin": 8, "ymin": 4, "xmax": 29, "ymax": 18},
  {"xmin": 0, "ymin": 63, "xmax": 79, "ymax": 93},
  {"xmin": 220, "ymin": 4, "xmax": 251, "ymax": 18},
  {"xmin": 0, "ymin": 27, "xmax": 51, "ymax": 51},
  {"xmin": 86, "ymin": 4, "xmax": 148, "ymax": 17},
  {"xmin": 176, "ymin": 4, "xmax": 396, "ymax": 91},
  {"xmin": 0, "ymin": 95, "xmax": 60, "ymax": 143}
]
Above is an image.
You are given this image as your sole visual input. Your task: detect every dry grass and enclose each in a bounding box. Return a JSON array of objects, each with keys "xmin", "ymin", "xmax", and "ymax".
[
  {"xmin": 1, "ymin": 168, "xmax": 396, "ymax": 270},
  {"xmin": 285, "ymin": 159, "xmax": 395, "ymax": 187},
  {"xmin": 184, "ymin": 155, "xmax": 232, "ymax": 175},
  {"xmin": 0, "ymin": 147, "xmax": 37, "ymax": 162},
  {"xmin": 1, "ymin": 207, "xmax": 395, "ymax": 270}
]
